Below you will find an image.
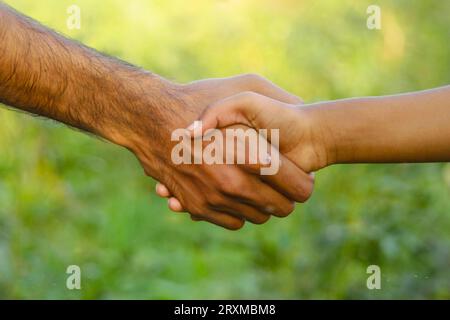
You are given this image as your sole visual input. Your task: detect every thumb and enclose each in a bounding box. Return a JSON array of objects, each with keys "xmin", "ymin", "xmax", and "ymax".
[{"xmin": 187, "ymin": 92, "xmax": 274, "ymax": 138}]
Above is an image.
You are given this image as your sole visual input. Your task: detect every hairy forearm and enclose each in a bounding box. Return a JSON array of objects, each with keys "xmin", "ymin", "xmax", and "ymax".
[
  {"xmin": 309, "ymin": 85, "xmax": 450, "ymax": 165},
  {"xmin": 0, "ymin": 3, "xmax": 180, "ymax": 146}
]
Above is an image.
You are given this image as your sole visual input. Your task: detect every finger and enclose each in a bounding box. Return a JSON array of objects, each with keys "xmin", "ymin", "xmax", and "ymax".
[
  {"xmin": 259, "ymin": 153, "xmax": 315, "ymax": 203},
  {"xmin": 173, "ymin": 189, "xmax": 245, "ymax": 230},
  {"xmin": 210, "ymin": 125, "xmax": 272, "ymax": 172},
  {"xmin": 232, "ymin": 135, "xmax": 315, "ymax": 203},
  {"xmin": 208, "ymin": 167, "xmax": 295, "ymax": 219},
  {"xmin": 232, "ymin": 175, "xmax": 295, "ymax": 218},
  {"xmin": 174, "ymin": 206, "xmax": 241, "ymax": 229},
  {"xmin": 209, "ymin": 200, "xmax": 271, "ymax": 225},
  {"xmin": 156, "ymin": 182, "xmax": 171, "ymax": 197},
  {"xmin": 188, "ymin": 92, "xmax": 286, "ymax": 137},
  {"xmin": 223, "ymin": 127, "xmax": 275, "ymax": 172},
  {"xmin": 196, "ymin": 209, "xmax": 245, "ymax": 230},
  {"xmin": 157, "ymin": 183, "xmax": 186, "ymax": 212},
  {"xmin": 156, "ymin": 183, "xmax": 187, "ymax": 211},
  {"xmin": 168, "ymin": 197, "xmax": 184, "ymax": 212},
  {"xmin": 190, "ymin": 215, "xmax": 203, "ymax": 221}
]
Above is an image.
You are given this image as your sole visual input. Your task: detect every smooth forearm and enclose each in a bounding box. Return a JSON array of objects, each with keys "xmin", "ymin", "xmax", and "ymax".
[{"xmin": 307, "ymin": 86, "xmax": 450, "ymax": 165}]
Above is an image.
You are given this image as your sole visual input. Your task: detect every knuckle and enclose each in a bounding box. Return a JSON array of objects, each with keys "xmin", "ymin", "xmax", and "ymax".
[
  {"xmin": 236, "ymin": 90, "xmax": 259, "ymax": 102},
  {"xmin": 217, "ymin": 179, "xmax": 231, "ymax": 194},
  {"xmin": 217, "ymin": 174, "xmax": 248, "ymax": 196},
  {"xmin": 197, "ymin": 197, "xmax": 210, "ymax": 209},
  {"xmin": 242, "ymin": 73, "xmax": 265, "ymax": 84},
  {"xmin": 188, "ymin": 201, "xmax": 209, "ymax": 217},
  {"xmin": 207, "ymin": 194, "xmax": 225, "ymax": 208},
  {"xmin": 243, "ymin": 73, "xmax": 271, "ymax": 91},
  {"xmin": 224, "ymin": 180, "xmax": 247, "ymax": 196}
]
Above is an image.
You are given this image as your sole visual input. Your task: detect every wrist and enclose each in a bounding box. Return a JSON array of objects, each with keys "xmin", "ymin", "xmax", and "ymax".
[
  {"xmin": 59, "ymin": 60, "xmax": 188, "ymax": 183},
  {"xmin": 101, "ymin": 74, "xmax": 182, "ymax": 147},
  {"xmin": 62, "ymin": 61, "xmax": 183, "ymax": 147},
  {"xmin": 300, "ymin": 102, "xmax": 339, "ymax": 170},
  {"xmin": 302, "ymin": 97, "xmax": 377, "ymax": 167},
  {"xmin": 104, "ymin": 73, "xmax": 187, "ymax": 181}
]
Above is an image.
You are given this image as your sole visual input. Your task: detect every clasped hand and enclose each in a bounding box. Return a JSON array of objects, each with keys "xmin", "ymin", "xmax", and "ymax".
[{"xmin": 149, "ymin": 75, "xmax": 321, "ymax": 230}]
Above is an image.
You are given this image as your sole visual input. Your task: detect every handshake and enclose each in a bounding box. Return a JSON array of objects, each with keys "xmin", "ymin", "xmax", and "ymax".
[
  {"xmin": 148, "ymin": 75, "xmax": 450, "ymax": 230},
  {"xmin": 1, "ymin": 4, "xmax": 449, "ymax": 231},
  {"xmin": 151, "ymin": 74, "xmax": 322, "ymax": 230}
]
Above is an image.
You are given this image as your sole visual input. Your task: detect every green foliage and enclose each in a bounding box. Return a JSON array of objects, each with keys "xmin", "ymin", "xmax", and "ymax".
[{"xmin": 0, "ymin": 0, "xmax": 449, "ymax": 299}]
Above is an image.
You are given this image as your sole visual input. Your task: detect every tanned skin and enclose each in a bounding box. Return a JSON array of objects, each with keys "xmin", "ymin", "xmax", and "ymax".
[
  {"xmin": 185, "ymin": 86, "xmax": 450, "ymax": 171},
  {"xmin": 0, "ymin": 3, "xmax": 315, "ymax": 230},
  {"xmin": 159, "ymin": 86, "xmax": 450, "ymax": 211},
  {"xmin": 157, "ymin": 88, "xmax": 450, "ymax": 211}
]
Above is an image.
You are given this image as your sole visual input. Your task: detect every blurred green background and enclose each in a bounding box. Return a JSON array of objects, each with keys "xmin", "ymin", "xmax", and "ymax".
[{"xmin": 0, "ymin": 0, "xmax": 449, "ymax": 299}]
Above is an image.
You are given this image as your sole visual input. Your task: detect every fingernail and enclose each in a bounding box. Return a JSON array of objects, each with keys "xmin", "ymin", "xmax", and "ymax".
[
  {"xmin": 186, "ymin": 120, "xmax": 200, "ymax": 131},
  {"xmin": 186, "ymin": 122, "xmax": 195, "ymax": 131},
  {"xmin": 261, "ymin": 153, "xmax": 271, "ymax": 165},
  {"xmin": 265, "ymin": 205, "xmax": 276, "ymax": 214},
  {"xmin": 186, "ymin": 121, "xmax": 202, "ymax": 138}
]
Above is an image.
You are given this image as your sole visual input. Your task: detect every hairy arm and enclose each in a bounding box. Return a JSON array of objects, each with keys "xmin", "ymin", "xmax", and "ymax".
[
  {"xmin": 0, "ymin": 3, "xmax": 176, "ymax": 145},
  {"xmin": 0, "ymin": 3, "xmax": 314, "ymax": 229}
]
